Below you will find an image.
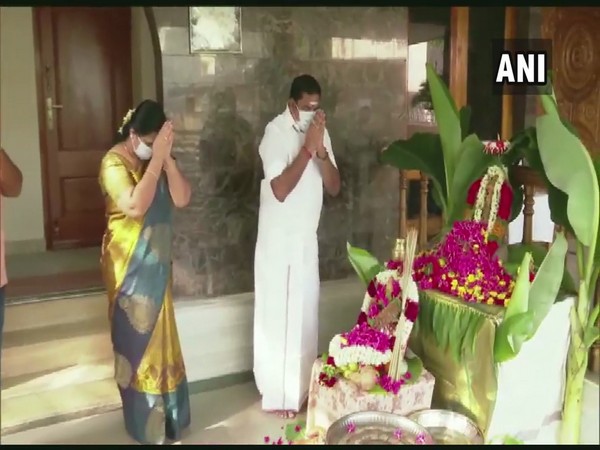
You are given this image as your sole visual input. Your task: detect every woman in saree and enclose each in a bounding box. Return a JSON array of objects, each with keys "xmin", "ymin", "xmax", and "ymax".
[{"xmin": 99, "ymin": 100, "xmax": 192, "ymax": 444}]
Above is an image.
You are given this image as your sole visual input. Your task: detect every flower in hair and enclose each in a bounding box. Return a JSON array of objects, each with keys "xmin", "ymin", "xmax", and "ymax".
[{"xmin": 118, "ymin": 109, "xmax": 135, "ymax": 134}]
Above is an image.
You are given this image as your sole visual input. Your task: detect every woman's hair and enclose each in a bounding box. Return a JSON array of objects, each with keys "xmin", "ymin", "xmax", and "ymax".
[{"xmin": 114, "ymin": 100, "xmax": 167, "ymax": 143}]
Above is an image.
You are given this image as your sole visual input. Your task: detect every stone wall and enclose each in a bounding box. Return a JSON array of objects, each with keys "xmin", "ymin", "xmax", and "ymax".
[{"xmin": 152, "ymin": 7, "xmax": 409, "ymax": 298}]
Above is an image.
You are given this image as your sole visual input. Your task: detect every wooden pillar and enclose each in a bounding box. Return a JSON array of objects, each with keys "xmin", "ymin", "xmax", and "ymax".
[
  {"xmin": 449, "ymin": 7, "xmax": 469, "ymax": 109},
  {"xmin": 501, "ymin": 7, "xmax": 518, "ymax": 140}
]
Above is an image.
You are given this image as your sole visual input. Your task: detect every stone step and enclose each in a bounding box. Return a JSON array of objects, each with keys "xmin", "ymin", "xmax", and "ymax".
[{"xmin": 1, "ymin": 376, "xmax": 120, "ymax": 436}]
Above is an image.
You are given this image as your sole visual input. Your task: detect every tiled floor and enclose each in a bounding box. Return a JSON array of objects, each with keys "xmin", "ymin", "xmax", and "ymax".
[
  {"xmin": 2, "ymin": 380, "xmax": 599, "ymax": 445},
  {"xmin": 1, "ymin": 382, "xmax": 300, "ymax": 445}
]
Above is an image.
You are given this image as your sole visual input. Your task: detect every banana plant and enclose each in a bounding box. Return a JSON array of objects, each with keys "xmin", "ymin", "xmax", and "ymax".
[
  {"xmin": 533, "ymin": 88, "xmax": 599, "ymax": 444},
  {"xmin": 380, "ymin": 64, "xmax": 493, "ymax": 229}
]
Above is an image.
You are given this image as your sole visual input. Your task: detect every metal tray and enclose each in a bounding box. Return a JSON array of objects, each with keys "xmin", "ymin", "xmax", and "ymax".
[
  {"xmin": 325, "ymin": 411, "xmax": 434, "ymax": 445},
  {"xmin": 408, "ymin": 409, "xmax": 484, "ymax": 445}
]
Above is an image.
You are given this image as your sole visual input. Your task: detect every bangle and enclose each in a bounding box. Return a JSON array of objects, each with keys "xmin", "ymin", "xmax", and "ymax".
[{"xmin": 146, "ymin": 168, "xmax": 160, "ymax": 179}]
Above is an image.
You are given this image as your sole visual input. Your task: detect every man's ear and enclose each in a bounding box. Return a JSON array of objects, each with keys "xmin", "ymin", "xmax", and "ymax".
[{"xmin": 288, "ymin": 100, "xmax": 299, "ymax": 121}]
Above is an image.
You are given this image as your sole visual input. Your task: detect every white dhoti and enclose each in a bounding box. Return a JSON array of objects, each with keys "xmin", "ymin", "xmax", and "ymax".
[
  {"xmin": 253, "ymin": 106, "xmax": 338, "ymax": 412},
  {"xmin": 253, "ymin": 231, "xmax": 320, "ymax": 411}
]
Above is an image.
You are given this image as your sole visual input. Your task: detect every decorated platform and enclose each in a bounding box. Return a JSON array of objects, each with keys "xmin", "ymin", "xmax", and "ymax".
[{"xmin": 305, "ymin": 358, "xmax": 435, "ymax": 436}]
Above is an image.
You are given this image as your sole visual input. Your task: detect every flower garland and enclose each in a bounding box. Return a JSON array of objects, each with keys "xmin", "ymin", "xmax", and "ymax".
[
  {"xmin": 360, "ymin": 269, "xmax": 402, "ymax": 319},
  {"xmin": 329, "ymin": 322, "xmax": 394, "ymax": 368},
  {"xmin": 483, "ymin": 138, "xmax": 510, "ymax": 156},
  {"xmin": 473, "ymin": 165, "xmax": 506, "ymax": 235}
]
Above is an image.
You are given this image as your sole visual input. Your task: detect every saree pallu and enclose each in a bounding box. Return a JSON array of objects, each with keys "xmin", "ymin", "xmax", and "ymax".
[{"xmin": 101, "ymin": 173, "xmax": 191, "ymax": 444}]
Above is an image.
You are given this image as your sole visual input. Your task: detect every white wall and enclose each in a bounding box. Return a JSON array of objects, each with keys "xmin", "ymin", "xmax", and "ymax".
[{"xmin": 0, "ymin": 7, "xmax": 156, "ymax": 255}]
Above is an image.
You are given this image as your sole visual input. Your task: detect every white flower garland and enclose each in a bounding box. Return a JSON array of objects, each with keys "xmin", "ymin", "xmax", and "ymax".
[
  {"xmin": 329, "ymin": 334, "xmax": 392, "ymax": 367},
  {"xmin": 473, "ymin": 165, "xmax": 506, "ymax": 234},
  {"xmin": 360, "ymin": 269, "xmax": 399, "ymax": 312}
]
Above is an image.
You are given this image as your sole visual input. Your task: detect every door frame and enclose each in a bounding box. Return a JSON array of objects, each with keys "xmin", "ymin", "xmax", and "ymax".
[{"xmin": 31, "ymin": 6, "xmax": 163, "ymax": 250}]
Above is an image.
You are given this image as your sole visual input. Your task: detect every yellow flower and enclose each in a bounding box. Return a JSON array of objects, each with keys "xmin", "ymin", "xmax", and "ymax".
[
  {"xmin": 439, "ymin": 259, "xmax": 447, "ymax": 267},
  {"xmin": 498, "ymin": 293, "xmax": 506, "ymax": 300},
  {"xmin": 467, "ymin": 274, "xmax": 476, "ymax": 283},
  {"xmin": 486, "ymin": 298, "xmax": 495, "ymax": 305}
]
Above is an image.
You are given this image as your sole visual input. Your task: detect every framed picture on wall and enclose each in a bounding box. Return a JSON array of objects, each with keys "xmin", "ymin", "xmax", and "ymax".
[{"xmin": 189, "ymin": 7, "xmax": 242, "ymax": 54}]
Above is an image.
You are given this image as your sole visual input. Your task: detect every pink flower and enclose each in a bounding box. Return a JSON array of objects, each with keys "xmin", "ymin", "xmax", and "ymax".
[
  {"xmin": 393, "ymin": 428, "xmax": 404, "ymax": 440},
  {"xmin": 346, "ymin": 422, "xmax": 356, "ymax": 434},
  {"xmin": 264, "ymin": 436, "xmax": 271, "ymax": 444},
  {"xmin": 415, "ymin": 432, "xmax": 427, "ymax": 445},
  {"xmin": 294, "ymin": 425, "xmax": 302, "ymax": 432}
]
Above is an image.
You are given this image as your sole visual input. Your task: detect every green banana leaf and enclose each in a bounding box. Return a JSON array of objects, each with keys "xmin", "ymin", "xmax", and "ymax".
[
  {"xmin": 494, "ymin": 252, "xmax": 532, "ymax": 363},
  {"xmin": 380, "ymin": 133, "xmax": 448, "ymax": 213},
  {"xmin": 526, "ymin": 232, "xmax": 568, "ymax": 337},
  {"xmin": 459, "ymin": 105, "xmax": 472, "ymax": 141},
  {"xmin": 537, "ymin": 95, "xmax": 599, "ymax": 250},
  {"xmin": 447, "ymin": 134, "xmax": 490, "ymax": 223},
  {"xmin": 594, "ymin": 157, "xmax": 600, "ymax": 265},
  {"xmin": 509, "ymin": 126, "xmax": 572, "ymax": 233},
  {"xmin": 346, "ymin": 242, "xmax": 383, "ymax": 286},
  {"xmin": 505, "ymin": 241, "xmax": 577, "ymax": 294},
  {"xmin": 426, "ymin": 63, "xmax": 462, "ymax": 196}
]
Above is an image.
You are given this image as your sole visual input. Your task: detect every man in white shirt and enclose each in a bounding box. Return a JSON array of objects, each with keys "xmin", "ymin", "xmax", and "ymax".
[{"xmin": 253, "ymin": 74, "xmax": 341, "ymax": 418}]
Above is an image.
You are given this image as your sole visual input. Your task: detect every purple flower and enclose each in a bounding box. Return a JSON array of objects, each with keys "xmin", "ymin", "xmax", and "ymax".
[
  {"xmin": 341, "ymin": 322, "xmax": 393, "ymax": 353},
  {"xmin": 378, "ymin": 374, "xmax": 403, "ymax": 395}
]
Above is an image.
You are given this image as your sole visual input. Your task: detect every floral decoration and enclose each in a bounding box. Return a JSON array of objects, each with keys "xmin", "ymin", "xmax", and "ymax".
[{"xmin": 413, "ymin": 220, "xmax": 533, "ymax": 307}]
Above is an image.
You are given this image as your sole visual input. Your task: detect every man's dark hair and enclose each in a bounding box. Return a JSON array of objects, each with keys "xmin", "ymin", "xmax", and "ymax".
[{"xmin": 289, "ymin": 74, "xmax": 321, "ymax": 101}]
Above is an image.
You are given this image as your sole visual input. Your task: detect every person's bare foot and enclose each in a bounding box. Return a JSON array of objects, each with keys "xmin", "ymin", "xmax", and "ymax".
[{"xmin": 266, "ymin": 410, "xmax": 297, "ymax": 419}]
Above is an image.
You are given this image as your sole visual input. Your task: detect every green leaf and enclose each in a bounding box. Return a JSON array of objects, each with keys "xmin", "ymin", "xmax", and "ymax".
[
  {"xmin": 426, "ymin": 63, "xmax": 461, "ymax": 195},
  {"xmin": 494, "ymin": 311, "xmax": 535, "ymax": 363},
  {"xmin": 537, "ymin": 106, "xmax": 600, "ymax": 249},
  {"xmin": 368, "ymin": 384, "xmax": 388, "ymax": 395},
  {"xmin": 459, "ymin": 106, "xmax": 472, "ymax": 141},
  {"xmin": 516, "ymin": 127, "xmax": 573, "ymax": 234},
  {"xmin": 405, "ymin": 354, "xmax": 424, "ymax": 384},
  {"xmin": 527, "ymin": 232, "xmax": 569, "ymax": 337},
  {"xmin": 380, "ymin": 133, "xmax": 448, "ymax": 212},
  {"xmin": 447, "ymin": 134, "xmax": 490, "ymax": 223},
  {"xmin": 285, "ymin": 421, "xmax": 306, "ymax": 442},
  {"xmin": 347, "ymin": 242, "xmax": 383, "ymax": 286},
  {"xmin": 494, "ymin": 253, "xmax": 533, "ymax": 363},
  {"xmin": 506, "ymin": 242, "xmax": 577, "ymax": 294},
  {"xmin": 588, "ymin": 303, "xmax": 600, "ymax": 330},
  {"xmin": 506, "ymin": 252, "xmax": 532, "ymax": 321},
  {"xmin": 584, "ymin": 326, "xmax": 600, "ymax": 350},
  {"xmin": 593, "ymin": 157, "xmax": 600, "ymax": 265}
]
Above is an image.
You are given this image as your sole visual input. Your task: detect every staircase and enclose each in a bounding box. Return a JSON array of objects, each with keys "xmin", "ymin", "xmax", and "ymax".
[{"xmin": 1, "ymin": 293, "xmax": 121, "ymax": 436}]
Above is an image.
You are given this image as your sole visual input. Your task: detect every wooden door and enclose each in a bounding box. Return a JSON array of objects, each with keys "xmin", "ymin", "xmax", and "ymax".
[
  {"xmin": 542, "ymin": 7, "xmax": 600, "ymax": 157},
  {"xmin": 35, "ymin": 7, "xmax": 133, "ymax": 249}
]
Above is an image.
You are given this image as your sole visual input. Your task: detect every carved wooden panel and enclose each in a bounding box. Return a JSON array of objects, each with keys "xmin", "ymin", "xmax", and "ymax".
[{"xmin": 542, "ymin": 7, "xmax": 600, "ymax": 157}]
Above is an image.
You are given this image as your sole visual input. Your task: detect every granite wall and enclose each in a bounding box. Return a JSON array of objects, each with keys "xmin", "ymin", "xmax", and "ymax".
[{"xmin": 152, "ymin": 7, "xmax": 409, "ymax": 299}]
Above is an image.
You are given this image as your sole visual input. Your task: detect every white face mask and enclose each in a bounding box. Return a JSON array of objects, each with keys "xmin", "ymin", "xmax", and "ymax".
[
  {"xmin": 132, "ymin": 136, "xmax": 153, "ymax": 160},
  {"xmin": 297, "ymin": 110, "xmax": 315, "ymax": 132}
]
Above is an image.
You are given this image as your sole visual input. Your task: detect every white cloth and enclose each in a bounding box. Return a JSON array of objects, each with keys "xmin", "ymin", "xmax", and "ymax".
[{"xmin": 253, "ymin": 107, "xmax": 337, "ymax": 411}]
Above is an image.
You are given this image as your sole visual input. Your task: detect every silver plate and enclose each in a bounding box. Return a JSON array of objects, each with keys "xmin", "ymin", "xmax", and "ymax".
[
  {"xmin": 408, "ymin": 409, "xmax": 485, "ymax": 445},
  {"xmin": 325, "ymin": 411, "xmax": 434, "ymax": 445}
]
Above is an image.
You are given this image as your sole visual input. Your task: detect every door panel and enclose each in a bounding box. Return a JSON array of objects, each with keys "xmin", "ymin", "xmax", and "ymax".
[
  {"xmin": 542, "ymin": 7, "xmax": 600, "ymax": 157},
  {"xmin": 36, "ymin": 7, "xmax": 133, "ymax": 249}
]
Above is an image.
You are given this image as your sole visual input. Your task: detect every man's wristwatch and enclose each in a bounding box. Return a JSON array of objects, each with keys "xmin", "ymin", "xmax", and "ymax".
[{"xmin": 316, "ymin": 147, "xmax": 328, "ymax": 160}]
